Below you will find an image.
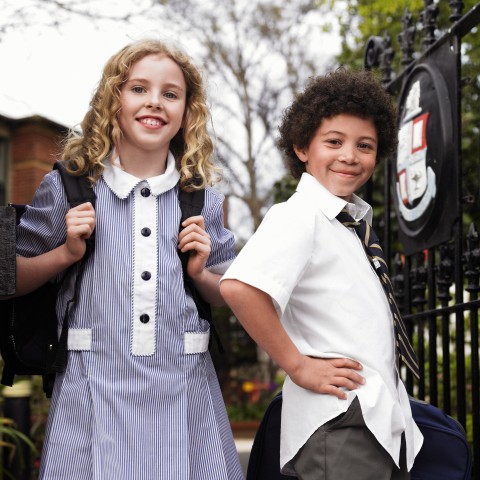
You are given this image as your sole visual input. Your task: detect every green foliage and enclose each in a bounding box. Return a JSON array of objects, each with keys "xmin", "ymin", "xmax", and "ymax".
[
  {"xmin": 224, "ymin": 367, "xmax": 285, "ymax": 421},
  {"xmin": 0, "ymin": 415, "xmax": 37, "ymax": 480},
  {"xmin": 272, "ymin": 174, "xmax": 299, "ymax": 204}
]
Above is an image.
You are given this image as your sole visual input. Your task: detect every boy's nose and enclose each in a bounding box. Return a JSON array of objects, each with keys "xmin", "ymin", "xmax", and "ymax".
[{"xmin": 338, "ymin": 147, "xmax": 356, "ymax": 163}]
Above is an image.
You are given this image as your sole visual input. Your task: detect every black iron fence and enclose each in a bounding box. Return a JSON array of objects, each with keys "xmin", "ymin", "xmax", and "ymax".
[{"xmin": 364, "ymin": 2, "xmax": 480, "ymax": 478}]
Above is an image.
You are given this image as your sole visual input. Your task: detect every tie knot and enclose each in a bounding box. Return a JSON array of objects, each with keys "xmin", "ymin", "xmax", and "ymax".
[{"xmin": 336, "ymin": 209, "xmax": 360, "ymax": 228}]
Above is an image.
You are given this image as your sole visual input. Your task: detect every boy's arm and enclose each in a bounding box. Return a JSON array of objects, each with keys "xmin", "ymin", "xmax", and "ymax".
[
  {"xmin": 14, "ymin": 202, "xmax": 96, "ymax": 297},
  {"xmin": 220, "ymin": 279, "xmax": 365, "ymax": 400}
]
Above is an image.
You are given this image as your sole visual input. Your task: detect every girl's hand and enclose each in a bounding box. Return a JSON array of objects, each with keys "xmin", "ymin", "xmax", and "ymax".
[
  {"xmin": 178, "ymin": 215, "xmax": 211, "ymax": 281},
  {"xmin": 288, "ymin": 356, "xmax": 364, "ymax": 400},
  {"xmin": 64, "ymin": 202, "xmax": 96, "ymax": 262}
]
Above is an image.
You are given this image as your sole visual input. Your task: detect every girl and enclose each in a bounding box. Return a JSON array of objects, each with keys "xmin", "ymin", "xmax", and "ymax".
[{"xmin": 15, "ymin": 39, "xmax": 243, "ymax": 479}]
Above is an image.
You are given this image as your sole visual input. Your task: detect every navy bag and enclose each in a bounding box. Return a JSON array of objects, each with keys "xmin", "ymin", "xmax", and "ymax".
[
  {"xmin": 409, "ymin": 398, "xmax": 472, "ymax": 480},
  {"xmin": 246, "ymin": 392, "xmax": 472, "ymax": 480}
]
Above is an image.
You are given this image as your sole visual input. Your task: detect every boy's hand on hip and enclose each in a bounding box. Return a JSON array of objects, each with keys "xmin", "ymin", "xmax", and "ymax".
[
  {"xmin": 289, "ymin": 356, "xmax": 365, "ymax": 400},
  {"xmin": 65, "ymin": 202, "xmax": 96, "ymax": 262},
  {"xmin": 178, "ymin": 215, "xmax": 211, "ymax": 280}
]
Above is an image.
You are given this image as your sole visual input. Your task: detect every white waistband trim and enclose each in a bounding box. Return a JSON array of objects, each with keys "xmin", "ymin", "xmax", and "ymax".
[
  {"xmin": 184, "ymin": 331, "xmax": 210, "ymax": 354},
  {"xmin": 64, "ymin": 328, "xmax": 92, "ymax": 351}
]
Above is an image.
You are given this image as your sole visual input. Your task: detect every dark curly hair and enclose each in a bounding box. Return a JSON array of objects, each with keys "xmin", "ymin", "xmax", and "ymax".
[{"xmin": 278, "ymin": 69, "xmax": 398, "ymax": 179}]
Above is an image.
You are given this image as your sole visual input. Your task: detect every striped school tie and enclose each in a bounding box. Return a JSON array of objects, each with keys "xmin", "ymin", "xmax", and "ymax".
[{"xmin": 336, "ymin": 208, "xmax": 420, "ymax": 378}]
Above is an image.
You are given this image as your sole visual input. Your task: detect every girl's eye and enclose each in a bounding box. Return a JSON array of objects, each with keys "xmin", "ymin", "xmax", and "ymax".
[
  {"xmin": 132, "ymin": 86, "xmax": 146, "ymax": 94},
  {"xmin": 327, "ymin": 139, "xmax": 341, "ymax": 146},
  {"xmin": 164, "ymin": 91, "xmax": 178, "ymax": 99}
]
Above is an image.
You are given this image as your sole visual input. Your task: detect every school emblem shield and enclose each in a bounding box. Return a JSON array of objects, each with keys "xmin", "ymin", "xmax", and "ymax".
[
  {"xmin": 392, "ymin": 46, "xmax": 458, "ymax": 255},
  {"xmin": 396, "ymin": 80, "xmax": 436, "ymax": 223}
]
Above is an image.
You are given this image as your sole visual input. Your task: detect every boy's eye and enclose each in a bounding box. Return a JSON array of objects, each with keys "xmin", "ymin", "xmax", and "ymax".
[
  {"xmin": 132, "ymin": 86, "xmax": 146, "ymax": 94},
  {"xmin": 327, "ymin": 139, "xmax": 342, "ymax": 146},
  {"xmin": 358, "ymin": 142, "xmax": 373, "ymax": 150}
]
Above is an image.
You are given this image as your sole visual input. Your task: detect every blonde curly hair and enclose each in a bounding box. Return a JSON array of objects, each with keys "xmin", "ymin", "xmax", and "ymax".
[{"xmin": 62, "ymin": 39, "xmax": 217, "ymax": 191}]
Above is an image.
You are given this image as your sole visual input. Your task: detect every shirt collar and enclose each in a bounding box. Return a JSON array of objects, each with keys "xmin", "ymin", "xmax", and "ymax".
[
  {"xmin": 102, "ymin": 151, "xmax": 181, "ymax": 199},
  {"xmin": 296, "ymin": 172, "xmax": 373, "ymax": 224}
]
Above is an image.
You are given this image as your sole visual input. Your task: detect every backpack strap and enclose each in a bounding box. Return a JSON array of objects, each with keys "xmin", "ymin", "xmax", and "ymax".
[
  {"xmin": 53, "ymin": 162, "xmax": 96, "ymax": 253},
  {"xmin": 178, "ymin": 188, "xmax": 224, "ymax": 353},
  {"xmin": 49, "ymin": 162, "xmax": 97, "ymax": 374}
]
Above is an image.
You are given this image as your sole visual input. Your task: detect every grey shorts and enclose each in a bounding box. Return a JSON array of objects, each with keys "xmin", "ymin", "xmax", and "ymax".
[{"xmin": 292, "ymin": 397, "xmax": 409, "ymax": 480}]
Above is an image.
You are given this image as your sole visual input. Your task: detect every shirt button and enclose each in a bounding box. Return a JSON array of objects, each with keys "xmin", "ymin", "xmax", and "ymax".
[
  {"xmin": 141, "ymin": 227, "xmax": 151, "ymax": 237},
  {"xmin": 141, "ymin": 271, "xmax": 151, "ymax": 281},
  {"xmin": 141, "ymin": 187, "xmax": 151, "ymax": 197},
  {"xmin": 140, "ymin": 314, "xmax": 150, "ymax": 324}
]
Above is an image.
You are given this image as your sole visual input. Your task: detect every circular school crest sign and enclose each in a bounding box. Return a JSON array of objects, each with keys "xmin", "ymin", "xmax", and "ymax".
[{"xmin": 393, "ymin": 59, "xmax": 457, "ymax": 254}]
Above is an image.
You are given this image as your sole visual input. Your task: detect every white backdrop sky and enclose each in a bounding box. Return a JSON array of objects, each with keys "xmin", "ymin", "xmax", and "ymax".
[
  {"xmin": 0, "ymin": 1, "xmax": 199, "ymax": 127},
  {"xmin": 0, "ymin": 0, "xmax": 342, "ymax": 128}
]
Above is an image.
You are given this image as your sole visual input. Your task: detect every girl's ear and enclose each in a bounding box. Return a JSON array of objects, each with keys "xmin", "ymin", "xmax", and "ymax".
[{"xmin": 293, "ymin": 145, "xmax": 308, "ymax": 163}]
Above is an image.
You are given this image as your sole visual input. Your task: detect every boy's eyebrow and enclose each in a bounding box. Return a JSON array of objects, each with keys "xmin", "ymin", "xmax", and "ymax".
[{"xmin": 321, "ymin": 129, "xmax": 378, "ymax": 143}]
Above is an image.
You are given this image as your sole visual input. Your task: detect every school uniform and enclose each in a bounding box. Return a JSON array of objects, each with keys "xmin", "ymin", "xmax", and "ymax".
[
  {"xmin": 16, "ymin": 153, "xmax": 243, "ymax": 480},
  {"xmin": 222, "ymin": 172, "xmax": 423, "ymax": 476}
]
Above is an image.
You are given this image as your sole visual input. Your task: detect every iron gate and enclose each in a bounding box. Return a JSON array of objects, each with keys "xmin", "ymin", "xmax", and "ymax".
[{"xmin": 364, "ymin": 2, "xmax": 480, "ymax": 478}]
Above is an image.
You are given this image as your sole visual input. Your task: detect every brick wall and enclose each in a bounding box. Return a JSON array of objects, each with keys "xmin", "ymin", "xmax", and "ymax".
[{"xmin": 9, "ymin": 120, "xmax": 66, "ymax": 204}]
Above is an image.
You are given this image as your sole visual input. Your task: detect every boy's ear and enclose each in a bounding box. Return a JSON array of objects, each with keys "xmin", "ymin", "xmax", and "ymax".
[{"xmin": 293, "ymin": 145, "xmax": 308, "ymax": 163}]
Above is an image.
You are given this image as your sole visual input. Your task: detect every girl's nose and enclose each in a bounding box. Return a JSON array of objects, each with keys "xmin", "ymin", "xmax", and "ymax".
[{"xmin": 146, "ymin": 94, "xmax": 162, "ymax": 110}]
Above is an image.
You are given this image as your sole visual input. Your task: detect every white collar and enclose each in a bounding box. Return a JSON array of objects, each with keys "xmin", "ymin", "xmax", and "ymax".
[
  {"xmin": 102, "ymin": 151, "xmax": 181, "ymax": 199},
  {"xmin": 296, "ymin": 172, "xmax": 373, "ymax": 225}
]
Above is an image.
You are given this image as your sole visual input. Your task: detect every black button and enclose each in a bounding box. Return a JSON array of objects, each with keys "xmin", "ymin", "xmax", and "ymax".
[
  {"xmin": 141, "ymin": 187, "xmax": 151, "ymax": 197},
  {"xmin": 141, "ymin": 271, "xmax": 151, "ymax": 281},
  {"xmin": 141, "ymin": 227, "xmax": 151, "ymax": 237},
  {"xmin": 140, "ymin": 314, "xmax": 150, "ymax": 323}
]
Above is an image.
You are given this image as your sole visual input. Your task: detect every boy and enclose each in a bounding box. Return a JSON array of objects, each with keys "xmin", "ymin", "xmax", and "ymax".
[{"xmin": 220, "ymin": 69, "xmax": 423, "ymax": 479}]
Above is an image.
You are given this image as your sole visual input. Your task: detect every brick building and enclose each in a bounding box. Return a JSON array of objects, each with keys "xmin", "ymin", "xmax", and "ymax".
[{"xmin": 0, "ymin": 113, "xmax": 68, "ymax": 206}]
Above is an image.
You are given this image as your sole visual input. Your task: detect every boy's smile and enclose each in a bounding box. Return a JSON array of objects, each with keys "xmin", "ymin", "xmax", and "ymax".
[{"xmin": 294, "ymin": 114, "xmax": 378, "ymax": 201}]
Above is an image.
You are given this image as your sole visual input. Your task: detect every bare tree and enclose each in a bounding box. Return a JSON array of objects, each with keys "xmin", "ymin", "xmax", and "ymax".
[
  {"xmin": 161, "ymin": 0, "xmax": 337, "ymax": 240},
  {"xmin": 2, "ymin": 0, "xmax": 338, "ymax": 240}
]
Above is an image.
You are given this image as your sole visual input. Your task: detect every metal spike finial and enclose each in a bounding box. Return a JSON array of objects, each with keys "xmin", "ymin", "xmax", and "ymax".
[
  {"xmin": 398, "ymin": 8, "xmax": 416, "ymax": 67},
  {"xmin": 464, "ymin": 223, "xmax": 480, "ymax": 293},
  {"xmin": 437, "ymin": 244, "xmax": 454, "ymax": 303},
  {"xmin": 411, "ymin": 251, "xmax": 427, "ymax": 308},
  {"xmin": 379, "ymin": 32, "xmax": 394, "ymax": 85},
  {"xmin": 448, "ymin": 0, "xmax": 464, "ymax": 23},
  {"xmin": 421, "ymin": 0, "xmax": 439, "ymax": 49}
]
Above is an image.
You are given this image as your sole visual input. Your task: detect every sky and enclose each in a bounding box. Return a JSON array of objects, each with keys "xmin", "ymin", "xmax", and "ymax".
[
  {"xmin": 0, "ymin": 1, "xmax": 194, "ymax": 127},
  {"xmin": 0, "ymin": 0, "xmax": 342, "ymax": 129},
  {"xmin": 0, "ymin": 0, "xmax": 342, "ymax": 239}
]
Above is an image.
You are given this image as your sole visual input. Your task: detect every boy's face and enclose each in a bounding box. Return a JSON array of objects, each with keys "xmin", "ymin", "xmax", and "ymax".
[{"xmin": 294, "ymin": 114, "xmax": 377, "ymax": 201}]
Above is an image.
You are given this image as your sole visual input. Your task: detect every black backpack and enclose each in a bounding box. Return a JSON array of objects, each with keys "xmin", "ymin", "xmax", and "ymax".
[
  {"xmin": 0, "ymin": 162, "xmax": 215, "ymax": 397},
  {"xmin": 246, "ymin": 392, "xmax": 472, "ymax": 480}
]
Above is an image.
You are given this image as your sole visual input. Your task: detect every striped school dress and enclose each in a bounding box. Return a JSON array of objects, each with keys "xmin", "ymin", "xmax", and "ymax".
[{"xmin": 17, "ymin": 155, "xmax": 243, "ymax": 480}]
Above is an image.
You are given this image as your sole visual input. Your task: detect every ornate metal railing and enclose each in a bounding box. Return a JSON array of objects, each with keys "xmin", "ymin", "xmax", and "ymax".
[{"xmin": 364, "ymin": 2, "xmax": 480, "ymax": 478}]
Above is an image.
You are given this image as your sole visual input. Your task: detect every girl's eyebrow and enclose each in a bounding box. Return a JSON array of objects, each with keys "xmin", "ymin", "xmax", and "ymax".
[{"xmin": 126, "ymin": 77, "xmax": 185, "ymax": 91}]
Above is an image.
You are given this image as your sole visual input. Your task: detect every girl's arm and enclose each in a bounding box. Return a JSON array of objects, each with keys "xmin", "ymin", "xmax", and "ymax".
[
  {"xmin": 178, "ymin": 215, "xmax": 225, "ymax": 306},
  {"xmin": 15, "ymin": 202, "xmax": 96, "ymax": 297},
  {"xmin": 220, "ymin": 279, "xmax": 365, "ymax": 399}
]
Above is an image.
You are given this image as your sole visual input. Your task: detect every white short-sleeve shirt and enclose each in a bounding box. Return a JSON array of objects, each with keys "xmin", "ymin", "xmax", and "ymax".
[{"xmin": 222, "ymin": 173, "xmax": 423, "ymax": 474}]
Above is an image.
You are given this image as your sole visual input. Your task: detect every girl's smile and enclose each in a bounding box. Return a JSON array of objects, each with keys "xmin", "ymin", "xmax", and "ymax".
[{"xmin": 116, "ymin": 53, "xmax": 187, "ymax": 176}]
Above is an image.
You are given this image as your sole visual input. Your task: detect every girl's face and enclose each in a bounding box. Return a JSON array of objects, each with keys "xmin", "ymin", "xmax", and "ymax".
[
  {"xmin": 294, "ymin": 114, "xmax": 377, "ymax": 201},
  {"xmin": 116, "ymin": 53, "xmax": 187, "ymax": 161}
]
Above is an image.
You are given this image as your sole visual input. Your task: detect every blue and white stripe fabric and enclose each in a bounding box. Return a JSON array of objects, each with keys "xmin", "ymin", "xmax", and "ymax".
[{"xmin": 16, "ymin": 154, "xmax": 243, "ymax": 479}]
